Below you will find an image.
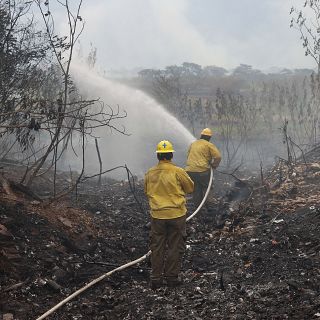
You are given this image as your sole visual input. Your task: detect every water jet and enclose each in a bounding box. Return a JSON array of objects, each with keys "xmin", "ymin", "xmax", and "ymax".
[{"xmin": 70, "ymin": 64, "xmax": 195, "ymax": 177}]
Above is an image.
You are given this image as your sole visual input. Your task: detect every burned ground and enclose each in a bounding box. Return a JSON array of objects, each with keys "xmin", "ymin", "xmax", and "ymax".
[{"xmin": 0, "ymin": 160, "xmax": 320, "ymax": 320}]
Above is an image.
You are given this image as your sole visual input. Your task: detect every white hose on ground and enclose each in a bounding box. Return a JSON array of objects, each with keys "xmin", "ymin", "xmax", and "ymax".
[{"xmin": 36, "ymin": 167, "xmax": 214, "ymax": 320}]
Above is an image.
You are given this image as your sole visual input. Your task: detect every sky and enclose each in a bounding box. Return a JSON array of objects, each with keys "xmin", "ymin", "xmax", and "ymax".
[{"xmin": 50, "ymin": 0, "xmax": 314, "ymax": 72}]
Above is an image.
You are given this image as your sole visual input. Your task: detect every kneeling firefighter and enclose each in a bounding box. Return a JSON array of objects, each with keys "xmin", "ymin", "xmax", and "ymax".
[
  {"xmin": 144, "ymin": 140, "xmax": 194, "ymax": 289},
  {"xmin": 186, "ymin": 128, "xmax": 221, "ymax": 211}
]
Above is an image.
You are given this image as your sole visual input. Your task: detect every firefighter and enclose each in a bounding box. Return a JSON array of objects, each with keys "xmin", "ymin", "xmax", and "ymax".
[
  {"xmin": 144, "ymin": 140, "xmax": 194, "ymax": 289},
  {"xmin": 186, "ymin": 128, "xmax": 221, "ymax": 211}
]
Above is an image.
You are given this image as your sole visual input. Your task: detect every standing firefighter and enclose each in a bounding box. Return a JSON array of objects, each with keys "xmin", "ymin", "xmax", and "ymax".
[
  {"xmin": 186, "ymin": 128, "xmax": 221, "ymax": 211},
  {"xmin": 144, "ymin": 140, "xmax": 194, "ymax": 289}
]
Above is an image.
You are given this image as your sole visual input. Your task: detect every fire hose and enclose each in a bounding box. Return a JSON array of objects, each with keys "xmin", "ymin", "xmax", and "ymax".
[{"xmin": 36, "ymin": 168, "xmax": 213, "ymax": 320}]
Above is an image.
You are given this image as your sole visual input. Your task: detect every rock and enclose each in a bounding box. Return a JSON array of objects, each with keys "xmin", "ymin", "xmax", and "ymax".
[
  {"xmin": 45, "ymin": 278, "xmax": 62, "ymax": 291},
  {"xmin": 58, "ymin": 217, "xmax": 73, "ymax": 228},
  {"xmin": 287, "ymin": 279, "xmax": 300, "ymax": 290},
  {"xmin": 309, "ymin": 163, "xmax": 320, "ymax": 172},
  {"xmin": 301, "ymin": 288, "xmax": 317, "ymax": 297},
  {"xmin": 273, "ymin": 219, "xmax": 284, "ymax": 224},
  {"xmin": 52, "ymin": 266, "xmax": 68, "ymax": 282},
  {"xmin": 3, "ymin": 314, "xmax": 14, "ymax": 320},
  {"xmin": 0, "ymin": 224, "xmax": 13, "ymax": 238}
]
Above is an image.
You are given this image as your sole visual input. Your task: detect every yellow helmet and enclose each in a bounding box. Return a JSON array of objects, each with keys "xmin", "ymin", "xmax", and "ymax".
[
  {"xmin": 201, "ymin": 128, "xmax": 212, "ymax": 136},
  {"xmin": 156, "ymin": 140, "xmax": 175, "ymax": 153}
]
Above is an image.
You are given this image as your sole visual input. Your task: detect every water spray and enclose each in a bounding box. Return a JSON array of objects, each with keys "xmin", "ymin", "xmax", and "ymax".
[{"xmin": 67, "ymin": 63, "xmax": 195, "ymax": 177}]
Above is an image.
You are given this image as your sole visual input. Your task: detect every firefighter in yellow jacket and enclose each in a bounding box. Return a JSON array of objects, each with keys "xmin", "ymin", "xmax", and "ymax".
[
  {"xmin": 144, "ymin": 140, "xmax": 194, "ymax": 289},
  {"xmin": 186, "ymin": 128, "xmax": 221, "ymax": 210}
]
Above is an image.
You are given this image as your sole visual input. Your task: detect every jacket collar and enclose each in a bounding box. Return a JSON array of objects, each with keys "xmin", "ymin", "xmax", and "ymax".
[{"xmin": 158, "ymin": 159, "xmax": 172, "ymax": 164}]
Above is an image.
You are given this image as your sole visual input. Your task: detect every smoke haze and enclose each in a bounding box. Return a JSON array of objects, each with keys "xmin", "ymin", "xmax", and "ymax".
[{"xmin": 76, "ymin": 0, "xmax": 310, "ymax": 71}]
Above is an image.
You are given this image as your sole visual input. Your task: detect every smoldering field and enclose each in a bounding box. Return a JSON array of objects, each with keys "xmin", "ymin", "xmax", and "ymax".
[{"xmin": 2, "ymin": 2, "xmax": 320, "ymax": 319}]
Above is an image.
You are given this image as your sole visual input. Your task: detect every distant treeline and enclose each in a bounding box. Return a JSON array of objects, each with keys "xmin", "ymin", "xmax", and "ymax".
[{"xmin": 120, "ymin": 62, "xmax": 319, "ymax": 168}]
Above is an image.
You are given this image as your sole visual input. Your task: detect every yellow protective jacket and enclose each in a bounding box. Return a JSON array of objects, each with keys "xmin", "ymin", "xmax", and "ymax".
[
  {"xmin": 185, "ymin": 139, "xmax": 221, "ymax": 172},
  {"xmin": 144, "ymin": 160, "xmax": 194, "ymax": 219}
]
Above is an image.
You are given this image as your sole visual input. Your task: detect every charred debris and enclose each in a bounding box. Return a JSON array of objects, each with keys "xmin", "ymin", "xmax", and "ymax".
[{"xmin": 0, "ymin": 148, "xmax": 320, "ymax": 320}]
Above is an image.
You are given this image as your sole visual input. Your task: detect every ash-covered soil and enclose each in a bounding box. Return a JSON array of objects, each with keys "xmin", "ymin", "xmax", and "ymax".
[{"xmin": 1, "ymin": 161, "xmax": 320, "ymax": 320}]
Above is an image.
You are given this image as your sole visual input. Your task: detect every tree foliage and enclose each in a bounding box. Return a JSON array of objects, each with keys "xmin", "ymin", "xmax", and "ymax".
[
  {"xmin": 0, "ymin": 0, "xmax": 49, "ymax": 150},
  {"xmin": 0, "ymin": 0, "xmax": 127, "ymax": 197},
  {"xmin": 136, "ymin": 61, "xmax": 318, "ymax": 168},
  {"xmin": 290, "ymin": 0, "xmax": 320, "ymax": 73}
]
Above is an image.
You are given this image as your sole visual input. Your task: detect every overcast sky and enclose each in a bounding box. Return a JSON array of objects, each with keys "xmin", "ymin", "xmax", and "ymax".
[{"xmin": 56, "ymin": 0, "xmax": 314, "ymax": 71}]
